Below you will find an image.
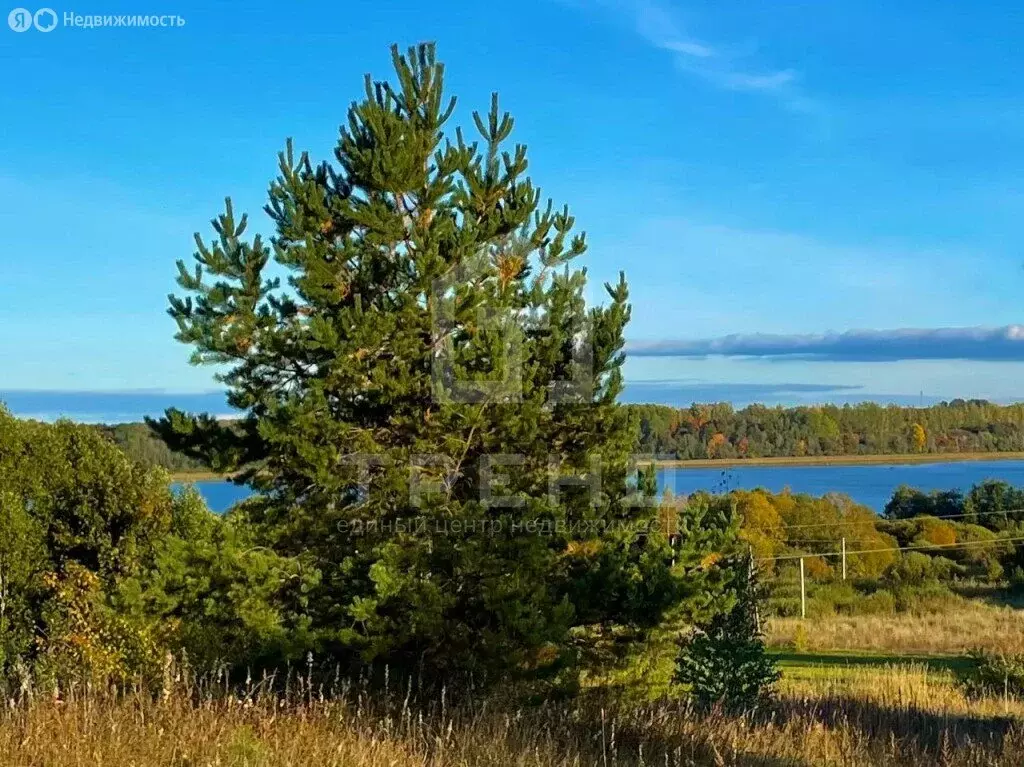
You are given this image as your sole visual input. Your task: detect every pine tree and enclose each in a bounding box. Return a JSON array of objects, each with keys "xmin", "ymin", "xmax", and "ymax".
[
  {"xmin": 153, "ymin": 43, "xmax": 732, "ymax": 685},
  {"xmin": 675, "ymin": 551, "xmax": 779, "ymax": 712}
]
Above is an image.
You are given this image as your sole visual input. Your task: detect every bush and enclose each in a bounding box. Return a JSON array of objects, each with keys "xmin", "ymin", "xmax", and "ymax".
[
  {"xmin": 767, "ymin": 596, "xmax": 802, "ymax": 617},
  {"xmin": 892, "ymin": 583, "xmax": 962, "ymax": 614},
  {"xmin": 855, "ymin": 589, "xmax": 896, "ymax": 615},
  {"xmin": 126, "ymin": 491, "xmax": 318, "ymax": 672},
  {"xmin": 0, "ymin": 407, "xmax": 184, "ymax": 682},
  {"xmin": 958, "ymin": 650, "xmax": 1024, "ymax": 699},
  {"xmin": 912, "ymin": 518, "xmax": 958, "ymax": 547},
  {"xmin": 790, "ymin": 623, "xmax": 810, "ymax": 652},
  {"xmin": 35, "ymin": 564, "xmax": 162, "ymax": 686},
  {"xmin": 808, "ymin": 582, "xmax": 856, "ymax": 612},
  {"xmin": 885, "ymin": 552, "xmax": 954, "ymax": 587},
  {"xmin": 803, "ymin": 556, "xmax": 833, "ymax": 580}
]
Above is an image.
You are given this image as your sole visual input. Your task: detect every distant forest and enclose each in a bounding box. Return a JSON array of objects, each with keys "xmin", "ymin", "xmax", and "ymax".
[
  {"xmin": 82, "ymin": 399, "xmax": 1024, "ymax": 472},
  {"xmin": 92, "ymin": 422, "xmax": 207, "ymax": 473},
  {"xmin": 629, "ymin": 399, "xmax": 1024, "ymax": 460}
]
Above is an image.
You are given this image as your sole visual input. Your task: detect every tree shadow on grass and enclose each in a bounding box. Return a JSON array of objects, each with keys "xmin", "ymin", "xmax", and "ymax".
[
  {"xmin": 772, "ymin": 693, "xmax": 1016, "ymax": 759},
  {"xmin": 558, "ymin": 686, "xmax": 1015, "ymax": 765},
  {"xmin": 560, "ymin": 691, "xmax": 811, "ymax": 767},
  {"xmin": 567, "ymin": 716, "xmax": 809, "ymax": 767}
]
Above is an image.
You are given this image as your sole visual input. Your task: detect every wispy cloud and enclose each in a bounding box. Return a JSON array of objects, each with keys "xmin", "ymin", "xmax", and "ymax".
[
  {"xmin": 661, "ymin": 40, "xmax": 714, "ymax": 58},
  {"xmin": 582, "ymin": 0, "xmax": 816, "ymax": 111},
  {"xmin": 628, "ymin": 326, "xmax": 1024, "ymax": 362}
]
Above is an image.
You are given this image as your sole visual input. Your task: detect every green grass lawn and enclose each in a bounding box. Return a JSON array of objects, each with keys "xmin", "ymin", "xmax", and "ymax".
[{"xmin": 770, "ymin": 648, "xmax": 973, "ymax": 682}]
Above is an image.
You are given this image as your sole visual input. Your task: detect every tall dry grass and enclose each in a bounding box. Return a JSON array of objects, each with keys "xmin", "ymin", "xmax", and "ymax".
[
  {"xmin": 766, "ymin": 600, "xmax": 1024, "ymax": 655},
  {"xmin": 780, "ymin": 661, "xmax": 1024, "ymax": 719},
  {"xmin": 0, "ymin": 661, "xmax": 1018, "ymax": 766}
]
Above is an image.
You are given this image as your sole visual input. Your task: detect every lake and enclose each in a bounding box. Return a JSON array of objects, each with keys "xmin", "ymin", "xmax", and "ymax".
[
  {"xmin": 656, "ymin": 459, "xmax": 1024, "ymax": 510},
  {"xmin": 174, "ymin": 480, "xmax": 254, "ymax": 513},
  {"xmin": 175, "ymin": 459, "xmax": 1024, "ymax": 514}
]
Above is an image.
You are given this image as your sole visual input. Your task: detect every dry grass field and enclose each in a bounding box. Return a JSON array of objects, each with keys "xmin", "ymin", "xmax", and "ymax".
[
  {"xmin": 766, "ymin": 600, "xmax": 1024, "ymax": 656},
  {"xmin": 0, "ymin": 608, "xmax": 1016, "ymax": 765},
  {"xmin": 0, "ymin": 655, "xmax": 1019, "ymax": 767}
]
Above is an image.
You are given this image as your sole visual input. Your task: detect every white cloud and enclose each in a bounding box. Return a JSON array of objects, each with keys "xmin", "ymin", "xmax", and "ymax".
[
  {"xmin": 661, "ymin": 40, "xmax": 715, "ymax": 58},
  {"xmin": 718, "ymin": 69, "xmax": 797, "ymax": 92},
  {"xmin": 581, "ymin": 0, "xmax": 815, "ymax": 109}
]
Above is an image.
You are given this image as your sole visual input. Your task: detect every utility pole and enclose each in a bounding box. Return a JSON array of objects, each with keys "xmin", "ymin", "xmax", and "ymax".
[
  {"xmin": 748, "ymin": 546, "xmax": 760, "ymax": 634},
  {"xmin": 842, "ymin": 537, "xmax": 847, "ymax": 581},
  {"xmin": 799, "ymin": 557, "xmax": 806, "ymax": 619}
]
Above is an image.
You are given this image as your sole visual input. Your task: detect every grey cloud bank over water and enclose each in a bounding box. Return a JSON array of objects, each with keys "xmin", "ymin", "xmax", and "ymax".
[{"xmin": 627, "ymin": 325, "xmax": 1024, "ymax": 362}]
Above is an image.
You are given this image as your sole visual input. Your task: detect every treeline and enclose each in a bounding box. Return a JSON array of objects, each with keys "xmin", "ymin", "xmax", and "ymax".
[
  {"xmin": 92, "ymin": 422, "xmax": 207, "ymax": 473},
  {"xmin": 630, "ymin": 399, "xmax": 1024, "ymax": 459},
  {"xmin": 0, "ymin": 417, "xmax": 209, "ymax": 474},
  {"xmin": 726, "ymin": 480, "xmax": 1024, "ymax": 619},
  {"xmin": 85, "ymin": 398, "xmax": 1024, "ymax": 474}
]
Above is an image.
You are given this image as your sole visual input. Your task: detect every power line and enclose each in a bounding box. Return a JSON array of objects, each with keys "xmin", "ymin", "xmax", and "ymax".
[
  {"xmin": 743, "ymin": 507, "xmax": 1024, "ymax": 533},
  {"xmin": 759, "ymin": 534, "xmax": 1024, "ymax": 563},
  {"xmin": 785, "ymin": 538, "xmax": 887, "ymax": 545}
]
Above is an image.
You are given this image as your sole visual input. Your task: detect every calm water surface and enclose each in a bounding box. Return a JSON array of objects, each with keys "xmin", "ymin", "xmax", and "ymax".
[
  {"xmin": 172, "ymin": 480, "xmax": 252, "ymax": 513},
  {"xmin": 657, "ymin": 459, "xmax": 1024, "ymax": 511},
  {"xmin": 177, "ymin": 459, "xmax": 1024, "ymax": 514}
]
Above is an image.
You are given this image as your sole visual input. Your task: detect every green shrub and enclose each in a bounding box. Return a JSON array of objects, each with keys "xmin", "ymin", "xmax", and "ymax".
[
  {"xmin": 892, "ymin": 583, "xmax": 962, "ymax": 614},
  {"xmin": 0, "ymin": 407, "xmax": 183, "ymax": 682},
  {"xmin": 855, "ymin": 589, "xmax": 896, "ymax": 615},
  {"xmin": 958, "ymin": 650, "xmax": 1024, "ymax": 699},
  {"xmin": 885, "ymin": 552, "xmax": 954, "ymax": 587},
  {"xmin": 766, "ymin": 596, "xmax": 802, "ymax": 618},
  {"xmin": 35, "ymin": 564, "xmax": 163, "ymax": 686},
  {"xmin": 807, "ymin": 582, "xmax": 857, "ymax": 614},
  {"xmin": 790, "ymin": 623, "xmax": 810, "ymax": 653},
  {"xmin": 127, "ymin": 492, "xmax": 318, "ymax": 673}
]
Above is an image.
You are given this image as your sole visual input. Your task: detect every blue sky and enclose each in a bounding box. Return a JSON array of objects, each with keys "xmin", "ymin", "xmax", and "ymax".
[{"xmin": 3, "ymin": 0, "xmax": 1024, "ymax": 417}]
